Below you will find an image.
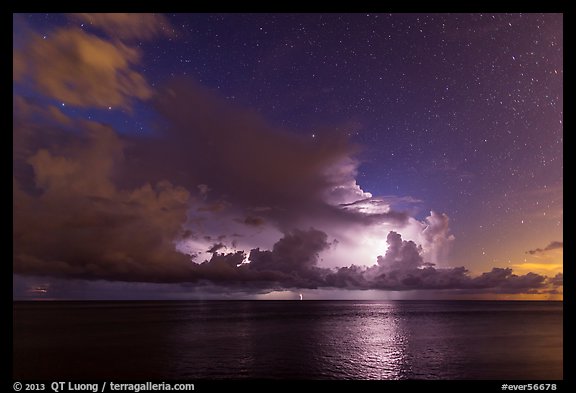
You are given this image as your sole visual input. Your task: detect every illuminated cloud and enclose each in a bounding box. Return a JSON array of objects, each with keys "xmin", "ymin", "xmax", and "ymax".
[
  {"xmin": 14, "ymin": 27, "xmax": 151, "ymax": 109},
  {"xmin": 322, "ymin": 157, "xmax": 373, "ymax": 205},
  {"xmin": 420, "ymin": 211, "xmax": 455, "ymax": 265},
  {"xmin": 511, "ymin": 262, "xmax": 563, "ymax": 276},
  {"xmin": 376, "ymin": 231, "xmax": 423, "ymax": 272},
  {"xmin": 323, "ymin": 232, "xmax": 548, "ymax": 293}
]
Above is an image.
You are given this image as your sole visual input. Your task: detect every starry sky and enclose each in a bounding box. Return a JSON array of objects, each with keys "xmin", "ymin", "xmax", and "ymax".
[{"xmin": 13, "ymin": 13, "xmax": 563, "ymax": 300}]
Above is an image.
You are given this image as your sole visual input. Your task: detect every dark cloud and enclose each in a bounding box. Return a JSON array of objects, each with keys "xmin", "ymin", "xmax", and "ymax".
[
  {"xmin": 526, "ymin": 241, "xmax": 563, "ymax": 255},
  {"xmin": 236, "ymin": 216, "xmax": 266, "ymax": 227},
  {"xmin": 326, "ymin": 262, "xmax": 547, "ymax": 294},
  {"xmin": 470, "ymin": 268, "xmax": 546, "ymax": 292},
  {"xmin": 249, "ymin": 228, "xmax": 329, "ymax": 275},
  {"xmin": 548, "ymin": 273, "xmax": 563, "ymax": 287},
  {"xmin": 207, "ymin": 243, "xmax": 226, "ymax": 254},
  {"xmin": 324, "ymin": 264, "xmax": 370, "ymax": 288},
  {"xmin": 151, "ymin": 80, "xmax": 353, "ymax": 200},
  {"xmin": 13, "ymin": 274, "xmax": 267, "ymax": 300},
  {"xmin": 188, "ymin": 229, "xmax": 332, "ymax": 289}
]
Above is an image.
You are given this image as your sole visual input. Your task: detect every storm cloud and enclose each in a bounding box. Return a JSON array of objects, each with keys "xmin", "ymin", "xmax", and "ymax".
[
  {"xmin": 138, "ymin": 78, "xmax": 402, "ymax": 232},
  {"xmin": 12, "ymin": 14, "xmax": 560, "ymax": 297}
]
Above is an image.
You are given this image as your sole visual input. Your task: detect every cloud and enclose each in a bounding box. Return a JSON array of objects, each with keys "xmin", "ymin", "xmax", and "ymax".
[
  {"xmin": 189, "ymin": 231, "xmax": 551, "ymax": 294},
  {"xmin": 13, "ymin": 84, "xmax": 552, "ymax": 295},
  {"xmin": 376, "ymin": 231, "xmax": 423, "ymax": 272},
  {"xmin": 150, "ymin": 80, "xmax": 356, "ymax": 208},
  {"xmin": 206, "ymin": 243, "xmax": 226, "ymax": 254},
  {"xmin": 511, "ymin": 262, "xmax": 562, "ymax": 277},
  {"xmin": 236, "ymin": 216, "xmax": 266, "ymax": 227},
  {"xmin": 322, "ymin": 232, "xmax": 548, "ymax": 294},
  {"xmin": 69, "ymin": 13, "xmax": 173, "ymax": 41},
  {"xmin": 13, "ymin": 109, "xmax": 194, "ymax": 282},
  {"xmin": 128, "ymin": 80, "xmax": 424, "ymax": 275},
  {"xmin": 526, "ymin": 241, "xmax": 563, "ymax": 255},
  {"xmin": 182, "ymin": 229, "xmax": 551, "ymax": 295},
  {"xmin": 420, "ymin": 211, "xmax": 455, "ymax": 264},
  {"xmin": 26, "ymin": 123, "xmax": 120, "ymax": 198},
  {"xmin": 14, "ymin": 27, "xmax": 151, "ymax": 109},
  {"xmin": 188, "ymin": 229, "xmax": 332, "ymax": 290},
  {"xmin": 12, "ymin": 120, "xmax": 554, "ymax": 298},
  {"xmin": 322, "ymin": 157, "xmax": 373, "ymax": 205},
  {"xmin": 14, "ymin": 176, "xmax": 194, "ymax": 283},
  {"xmin": 13, "ymin": 274, "xmax": 261, "ymax": 300},
  {"xmin": 249, "ymin": 229, "xmax": 329, "ymax": 275},
  {"xmin": 548, "ymin": 273, "xmax": 563, "ymax": 287},
  {"xmin": 126, "ymin": 79, "xmax": 412, "ymax": 235},
  {"xmin": 12, "ymin": 19, "xmax": 555, "ymax": 298},
  {"xmin": 470, "ymin": 268, "xmax": 546, "ymax": 292}
]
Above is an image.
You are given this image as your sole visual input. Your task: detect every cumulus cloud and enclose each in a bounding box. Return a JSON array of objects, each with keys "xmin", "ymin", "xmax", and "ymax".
[
  {"xmin": 322, "ymin": 157, "xmax": 373, "ymax": 205},
  {"xmin": 526, "ymin": 241, "xmax": 563, "ymax": 255},
  {"xmin": 14, "ymin": 27, "xmax": 151, "ymax": 109},
  {"xmin": 322, "ymin": 232, "xmax": 549, "ymax": 293},
  {"xmin": 183, "ymin": 230, "xmax": 554, "ymax": 294},
  {"xmin": 250, "ymin": 229, "xmax": 329, "ymax": 275},
  {"xmin": 376, "ymin": 231, "xmax": 423, "ymax": 272},
  {"xmin": 420, "ymin": 211, "xmax": 455, "ymax": 265},
  {"xmin": 69, "ymin": 13, "xmax": 173, "ymax": 41},
  {"xmin": 179, "ymin": 229, "xmax": 552, "ymax": 294}
]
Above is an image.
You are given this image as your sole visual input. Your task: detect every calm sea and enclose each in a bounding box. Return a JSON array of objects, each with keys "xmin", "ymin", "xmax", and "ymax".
[{"xmin": 13, "ymin": 300, "xmax": 562, "ymax": 380}]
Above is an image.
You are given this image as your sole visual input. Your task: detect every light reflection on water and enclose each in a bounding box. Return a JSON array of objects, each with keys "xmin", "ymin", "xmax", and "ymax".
[
  {"xmin": 163, "ymin": 301, "xmax": 562, "ymax": 379},
  {"xmin": 307, "ymin": 304, "xmax": 408, "ymax": 379},
  {"xmin": 13, "ymin": 300, "xmax": 563, "ymax": 379}
]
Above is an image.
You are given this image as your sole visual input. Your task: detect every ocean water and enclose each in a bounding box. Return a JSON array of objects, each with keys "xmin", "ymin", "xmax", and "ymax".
[{"xmin": 13, "ymin": 300, "xmax": 562, "ymax": 380}]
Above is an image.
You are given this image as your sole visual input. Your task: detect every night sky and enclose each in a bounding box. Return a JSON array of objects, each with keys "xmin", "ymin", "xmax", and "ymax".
[{"xmin": 13, "ymin": 13, "xmax": 563, "ymax": 300}]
